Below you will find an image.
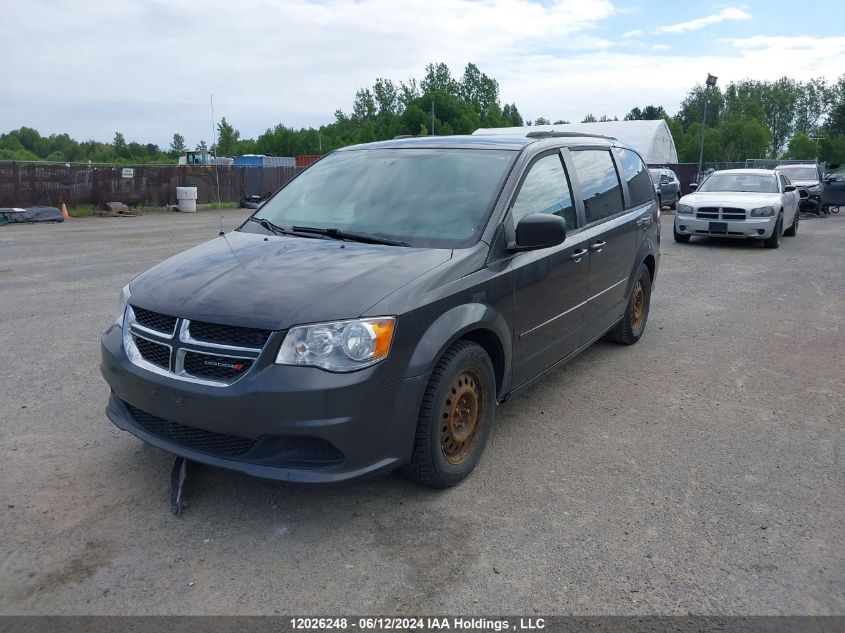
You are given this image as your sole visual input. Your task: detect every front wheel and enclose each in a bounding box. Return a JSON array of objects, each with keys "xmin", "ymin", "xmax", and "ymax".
[
  {"xmin": 403, "ymin": 340, "xmax": 496, "ymax": 488},
  {"xmin": 609, "ymin": 263, "xmax": 652, "ymax": 345},
  {"xmin": 784, "ymin": 209, "xmax": 799, "ymax": 236},
  {"xmin": 763, "ymin": 215, "xmax": 782, "ymax": 248}
]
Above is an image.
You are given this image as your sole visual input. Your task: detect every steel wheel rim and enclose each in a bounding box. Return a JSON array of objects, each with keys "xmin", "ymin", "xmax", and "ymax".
[
  {"xmin": 440, "ymin": 369, "xmax": 486, "ymax": 464},
  {"xmin": 631, "ymin": 280, "xmax": 645, "ymax": 329}
]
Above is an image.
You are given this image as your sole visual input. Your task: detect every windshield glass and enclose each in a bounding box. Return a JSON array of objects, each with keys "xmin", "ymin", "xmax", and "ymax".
[
  {"xmin": 776, "ymin": 167, "xmax": 818, "ymax": 181},
  {"xmin": 251, "ymin": 148, "xmax": 516, "ymax": 248},
  {"xmin": 698, "ymin": 173, "xmax": 778, "ymax": 194}
]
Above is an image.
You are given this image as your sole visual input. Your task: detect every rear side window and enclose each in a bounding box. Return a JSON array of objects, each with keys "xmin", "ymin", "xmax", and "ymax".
[
  {"xmin": 614, "ymin": 148, "xmax": 654, "ymax": 207},
  {"xmin": 511, "ymin": 153, "xmax": 577, "ymax": 231},
  {"xmin": 570, "ymin": 150, "xmax": 624, "ymax": 223}
]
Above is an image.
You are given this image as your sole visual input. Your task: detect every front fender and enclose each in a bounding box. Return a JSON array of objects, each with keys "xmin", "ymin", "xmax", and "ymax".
[
  {"xmin": 405, "ymin": 303, "xmax": 513, "ymax": 397},
  {"xmin": 625, "ymin": 231, "xmax": 659, "ymax": 299}
]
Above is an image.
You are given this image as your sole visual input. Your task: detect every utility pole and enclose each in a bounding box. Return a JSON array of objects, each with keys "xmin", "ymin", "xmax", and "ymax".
[
  {"xmin": 431, "ymin": 100, "xmax": 435, "ymax": 136},
  {"xmin": 697, "ymin": 74, "xmax": 718, "ymax": 182}
]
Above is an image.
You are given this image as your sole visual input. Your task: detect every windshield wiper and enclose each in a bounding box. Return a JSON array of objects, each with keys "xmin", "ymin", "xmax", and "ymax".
[
  {"xmin": 291, "ymin": 226, "xmax": 408, "ymax": 247},
  {"xmin": 248, "ymin": 216, "xmax": 292, "ymax": 236}
]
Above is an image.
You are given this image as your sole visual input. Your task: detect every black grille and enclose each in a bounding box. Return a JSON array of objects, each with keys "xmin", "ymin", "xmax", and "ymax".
[
  {"xmin": 188, "ymin": 320, "xmax": 272, "ymax": 348},
  {"xmin": 127, "ymin": 405, "xmax": 255, "ymax": 456},
  {"xmin": 696, "ymin": 207, "xmax": 719, "ymax": 219},
  {"xmin": 132, "ymin": 306, "xmax": 177, "ymax": 334},
  {"xmin": 184, "ymin": 351, "xmax": 254, "ymax": 381},
  {"xmin": 133, "ymin": 335, "xmax": 170, "ymax": 369},
  {"xmin": 722, "ymin": 207, "xmax": 746, "ymax": 220},
  {"xmin": 125, "ymin": 404, "xmax": 344, "ymax": 466}
]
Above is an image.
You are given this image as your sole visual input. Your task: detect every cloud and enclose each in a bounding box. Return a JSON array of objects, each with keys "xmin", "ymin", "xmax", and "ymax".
[
  {"xmin": 655, "ymin": 7, "xmax": 751, "ymax": 34},
  {"xmin": 2, "ymin": 1, "xmax": 844, "ymax": 146},
  {"xmin": 651, "ymin": 44, "xmax": 670, "ymax": 51},
  {"xmin": 621, "ymin": 29, "xmax": 643, "ymax": 38}
]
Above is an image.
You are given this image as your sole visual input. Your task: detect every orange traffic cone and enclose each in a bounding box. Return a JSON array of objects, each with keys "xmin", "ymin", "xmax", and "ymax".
[{"xmin": 60, "ymin": 203, "xmax": 69, "ymax": 219}]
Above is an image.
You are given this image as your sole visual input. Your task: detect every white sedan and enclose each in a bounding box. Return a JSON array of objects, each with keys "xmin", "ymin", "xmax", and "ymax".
[{"xmin": 673, "ymin": 169, "xmax": 802, "ymax": 249}]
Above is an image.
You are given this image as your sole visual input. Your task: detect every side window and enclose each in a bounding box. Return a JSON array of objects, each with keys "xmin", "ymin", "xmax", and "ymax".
[
  {"xmin": 511, "ymin": 153, "xmax": 577, "ymax": 230},
  {"xmin": 570, "ymin": 150, "xmax": 624, "ymax": 223},
  {"xmin": 614, "ymin": 148, "xmax": 654, "ymax": 208}
]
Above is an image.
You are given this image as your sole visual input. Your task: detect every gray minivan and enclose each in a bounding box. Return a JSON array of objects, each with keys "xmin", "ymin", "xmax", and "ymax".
[{"xmin": 101, "ymin": 133, "xmax": 661, "ymax": 488}]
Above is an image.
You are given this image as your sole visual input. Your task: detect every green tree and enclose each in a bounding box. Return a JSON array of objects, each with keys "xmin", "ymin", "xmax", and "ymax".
[
  {"xmin": 216, "ymin": 118, "xmax": 240, "ymax": 156},
  {"xmin": 625, "ymin": 105, "xmax": 668, "ymax": 120},
  {"xmin": 582, "ymin": 114, "xmax": 597, "ymax": 123},
  {"xmin": 534, "ymin": 117, "xmax": 550, "ymax": 125},
  {"xmin": 720, "ymin": 116, "xmax": 772, "ymax": 162},
  {"xmin": 786, "ymin": 133, "xmax": 818, "ymax": 160},
  {"xmin": 113, "ymin": 132, "xmax": 127, "ymax": 158},
  {"xmin": 169, "ymin": 133, "xmax": 186, "ymax": 155}
]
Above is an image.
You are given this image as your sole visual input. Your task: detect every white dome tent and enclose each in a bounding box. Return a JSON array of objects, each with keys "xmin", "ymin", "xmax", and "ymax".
[{"xmin": 473, "ymin": 120, "xmax": 678, "ymax": 165}]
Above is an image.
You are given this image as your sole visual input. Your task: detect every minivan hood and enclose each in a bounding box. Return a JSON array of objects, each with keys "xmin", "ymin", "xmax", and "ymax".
[
  {"xmin": 682, "ymin": 191, "xmax": 781, "ymax": 207},
  {"xmin": 128, "ymin": 231, "xmax": 452, "ymax": 330}
]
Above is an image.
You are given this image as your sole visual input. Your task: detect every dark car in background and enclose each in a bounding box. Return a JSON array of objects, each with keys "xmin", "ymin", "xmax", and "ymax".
[
  {"xmin": 649, "ymin": 167, "xmax": 680, "ymax": 209},
  {"xmin": 775, "ymin": 164, "xmax": 824, "ymax": 214},
  {"xmin": 823, "ymin": 166, "xmax": 845, "ymax": 212},
  {"xmin": 101, "ymin": 133, "xmax": 660, "ymax": 488}
]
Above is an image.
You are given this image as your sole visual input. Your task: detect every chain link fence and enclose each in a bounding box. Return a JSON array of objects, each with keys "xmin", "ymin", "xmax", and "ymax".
[{"xmin": 0, "ymin": 162, "xmax": 302, "ymax": 208}]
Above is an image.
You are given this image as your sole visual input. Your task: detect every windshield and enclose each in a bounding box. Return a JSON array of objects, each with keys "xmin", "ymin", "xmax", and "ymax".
[
  {"xmin": 250, "ymin": 148, "xmax": 516, "ymax": 248},
  {"xmin": 777, "ymin": 167, "xmax": 818, "ymax": 181},
  {"xmin": 698, "ymin": 173, "xmax": 778, "ymax": 194}
]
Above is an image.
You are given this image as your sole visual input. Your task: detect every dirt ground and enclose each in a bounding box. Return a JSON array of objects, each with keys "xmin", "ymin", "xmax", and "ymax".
[{"xmin": 0, "ymin": 209, "xmax": 842, "ymax": 615}]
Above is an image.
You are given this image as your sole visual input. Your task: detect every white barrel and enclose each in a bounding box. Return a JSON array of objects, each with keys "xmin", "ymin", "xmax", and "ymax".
[{"xmin": 176, "ymin": 186, "xmax": 198, "ymax": 213}]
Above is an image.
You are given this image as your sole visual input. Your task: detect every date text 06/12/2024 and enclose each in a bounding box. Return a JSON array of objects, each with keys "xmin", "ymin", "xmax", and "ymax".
[{"xmin": 289, "ymin": 617, "xmax": 547, "ymax": 631}]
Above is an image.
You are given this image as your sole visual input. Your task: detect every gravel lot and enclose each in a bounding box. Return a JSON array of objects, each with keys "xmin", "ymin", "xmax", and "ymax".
[{"xmin": 0, "ymin": 210, "xmax": 842, "ymax": 615}]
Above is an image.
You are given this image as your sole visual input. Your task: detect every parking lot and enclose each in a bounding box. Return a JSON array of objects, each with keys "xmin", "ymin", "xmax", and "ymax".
[{"xmin": 0, "ymin": 210, "xmax": 842, "ymax": 615}]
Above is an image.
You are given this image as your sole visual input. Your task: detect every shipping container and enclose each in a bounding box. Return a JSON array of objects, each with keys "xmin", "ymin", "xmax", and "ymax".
[{"xmin": 295, "ymin": 155, "xmax": 320, "ymax": 168}]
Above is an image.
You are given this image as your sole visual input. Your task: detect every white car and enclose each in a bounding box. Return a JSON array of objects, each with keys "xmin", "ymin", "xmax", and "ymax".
[{"xmin": 673, "ymin": 169, "xmax": 801, "ymax": 249}]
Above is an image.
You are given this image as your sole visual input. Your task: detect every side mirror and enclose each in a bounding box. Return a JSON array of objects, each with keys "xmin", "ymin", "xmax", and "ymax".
[
  {"xmin": 783, "ymin": 185, "xmax": 796, "ymax": 192},
  {"xmin": 689, "ymin": 183, "xmax": 699, "ymax": 191},
  {"xmin": 512, "ymin": 213, "xmax": 567, "ymax": 251}
]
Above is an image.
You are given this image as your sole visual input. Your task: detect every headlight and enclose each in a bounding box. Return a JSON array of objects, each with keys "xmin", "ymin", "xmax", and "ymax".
[
  {"xmin": 750, "ymin": 206, "xmax": 775, "ymax": 217},
  {"xmin": 677, "ymin": 204, "xmax": 693, "ymax": 215},
  {"xmin": 276, "ymin": 317, "xmax": 396, "ymax": 372},
  {"xmin": 114, "ymin": 284, "xmax": 130, "ymax": 326}
]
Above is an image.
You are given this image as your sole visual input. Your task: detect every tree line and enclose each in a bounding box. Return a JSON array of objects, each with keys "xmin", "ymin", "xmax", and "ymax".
[{"xmin": 1, "ymin": 63, "xmax": 844, "ymax": 165}]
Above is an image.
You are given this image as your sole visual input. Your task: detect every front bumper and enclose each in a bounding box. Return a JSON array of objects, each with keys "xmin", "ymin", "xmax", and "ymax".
[
  {"xmin": 674, "ymin": 214, "xmax": 777, "ymax": 239},
  {"xmin": 101, "ymin": 325, "xmax": 427, "ymax": 483}
]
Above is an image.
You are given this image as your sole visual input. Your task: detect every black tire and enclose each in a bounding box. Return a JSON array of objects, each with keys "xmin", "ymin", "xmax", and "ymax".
[
  {"xmin": 763, "ymin": 215, "xmax": 782, "ymax": 249},
  {"xmin": 784, "ymin": 209, "xmax": 798, "ymax": 236},
  {"xmin": 669, "ymin": 194, "xmax": 678, "ymax": 210},
  {"xmin": 402, "ymin": 340, "xmax": 496, "ymax": 488},
  {"xmin": 608, "ymin": 263, "xmax": 652, "ymax": 345},
  {"xmin": 673, "ymin": 222, "xmax": 690, "ymax": 243}
]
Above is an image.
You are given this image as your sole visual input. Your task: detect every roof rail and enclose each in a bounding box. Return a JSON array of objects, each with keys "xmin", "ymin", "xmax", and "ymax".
[
  {"xmin": 392, "ymin": 134, "xmax": 414, "ymax": 139},
  {"xmin": 525, "ymin": 131, "xmax": 617, "ymax": 141}
]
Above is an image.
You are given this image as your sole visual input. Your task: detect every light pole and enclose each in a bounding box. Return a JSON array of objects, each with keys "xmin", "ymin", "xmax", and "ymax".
[{"xmin": 697, "ymin": 74, "xmax": 718, "ymax": 181}]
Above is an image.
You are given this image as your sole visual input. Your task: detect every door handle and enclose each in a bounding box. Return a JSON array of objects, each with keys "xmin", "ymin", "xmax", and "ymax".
[
  {"xmin": 588, "ymin": 241, "xmax": 606, "ymax": 252},
  {"xmin": 569, "ymin": 248, "xmax": 588, "ymax": 262}
]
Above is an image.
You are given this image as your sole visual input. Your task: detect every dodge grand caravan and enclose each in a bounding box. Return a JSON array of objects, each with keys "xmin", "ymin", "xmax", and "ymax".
[{"xmin": 101, "ymin": 133, "xmax": 660, "ymax": 488}]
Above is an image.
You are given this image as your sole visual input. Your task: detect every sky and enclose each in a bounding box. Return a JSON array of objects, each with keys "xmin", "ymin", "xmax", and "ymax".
[{"xmin": 5, "ymin": 0, "xmax": 845, "ymax": 148}]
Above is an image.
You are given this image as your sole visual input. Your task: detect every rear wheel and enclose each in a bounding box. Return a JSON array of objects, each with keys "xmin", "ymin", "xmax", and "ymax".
[
  {"xmin": 403, "ymin": 340, "xmax": 496, "ymax": 488},
  {"xmin": 763, "ymin": 214, "xmax": 782, "ymax": 249},
  {"xmin": 609, "ymin": 264, "xmax": 652, "ymax": 345},
  {"xmin": 673, "ymin": 222, "xmax": 690, "ymax": 243}
]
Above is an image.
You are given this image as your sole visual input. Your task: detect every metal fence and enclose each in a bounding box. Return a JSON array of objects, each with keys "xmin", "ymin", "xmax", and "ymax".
[{"xmin": 0, "ymin": 162, "xmax": 302, "ymax": 208}]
